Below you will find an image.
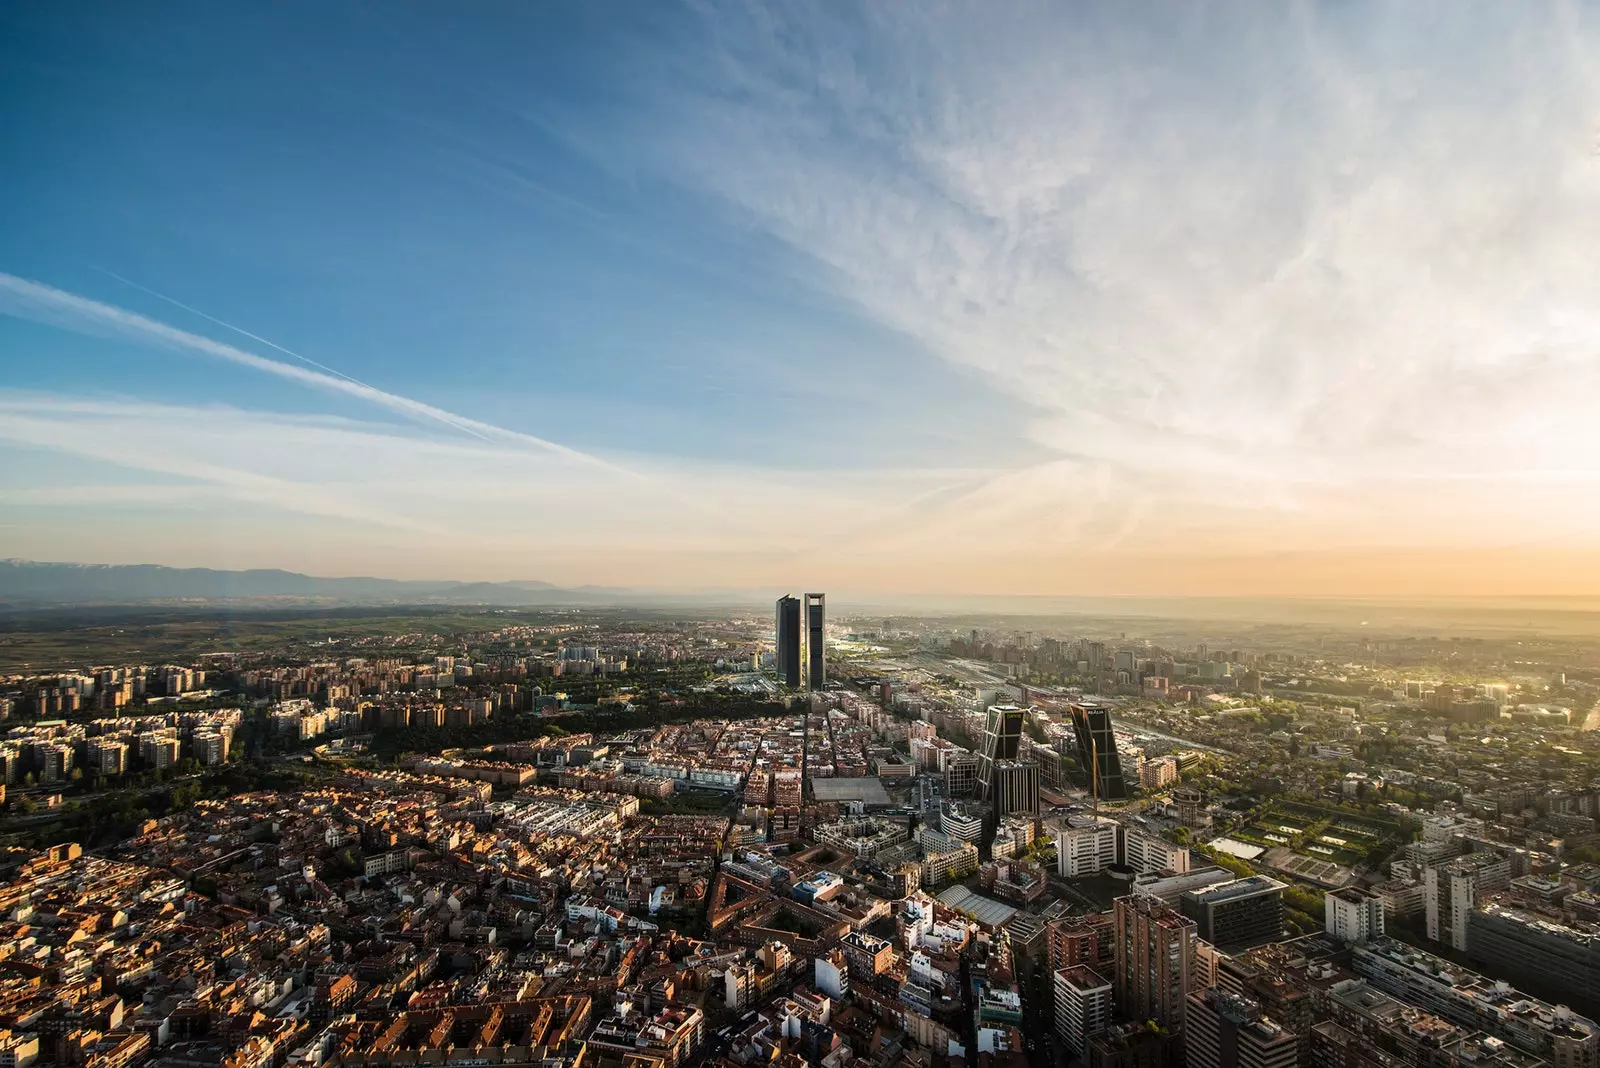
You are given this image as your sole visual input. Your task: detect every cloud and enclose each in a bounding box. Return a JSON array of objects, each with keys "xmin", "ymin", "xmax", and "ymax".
[
  {"xmin": 0, "ymin": 271, "xmax": 632, "ymax": 476},
  {"xmin": 582, "ymin": 2, "xmax": 1600, "ymax": 557},
  {"xmin": 0, "ymin": 392, "xmax": 994, "ymax": 573},
  {"xmin": 9, "ymin": 6, "xmax": 1600, "ymax": 593}
]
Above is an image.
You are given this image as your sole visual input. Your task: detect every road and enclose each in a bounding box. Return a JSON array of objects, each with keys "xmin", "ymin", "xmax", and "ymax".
[{"xmin": 1116, "ymin": 719, "xmax": 1231, "ymax": 756}]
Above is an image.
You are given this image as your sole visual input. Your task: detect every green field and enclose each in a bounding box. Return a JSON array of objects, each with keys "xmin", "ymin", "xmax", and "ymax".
[{"xmin": 1233, "ymin": 801, "xmax": 1402, "ymax": 867}]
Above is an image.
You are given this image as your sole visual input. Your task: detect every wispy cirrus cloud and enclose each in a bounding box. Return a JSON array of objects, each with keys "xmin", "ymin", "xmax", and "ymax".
[
  {"xmin": 0, "ymin": 271, "xmax": 631, "ymax": 475},
  {"xmin": 0, "ymin": 392, "xmax": 1000, "ymax": 575},
  {"xmin": 578, "ymin": 2, "xmax": 1600, "ymax": 557}
]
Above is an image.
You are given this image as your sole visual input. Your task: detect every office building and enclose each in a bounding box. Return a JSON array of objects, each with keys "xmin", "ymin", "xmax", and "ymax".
[
  {"xmin": 805, "ymin": 592, "xmax": 826, "ymax": 690},
  {"xmin": 977, "ymin": 705, "xmax": 1025, "ymax": 803},
  {"xmin": 1184, "ymin": 988, "xmax": 1299, "ymax": 1068},
  {"xmin": 1114, "ymin": 894, "xmax": 1195, "ymax": 1028},
  {"xmin": 972, "ymin": 703, "xmax": 1024, "ymax": 805},
  {"xmin": 1056, "ymin": 814, "xmax": 1118, "ymax": 878},
  {"xmin": 775, "ymin": 595, "xmax": 802, "ymax": 687},
  {"xmin": 1324, "ymin": 887, "xmax": 1385, "ymax": 944},
  {"xmin": 1133, "ymin": 866, "xmax": 1236, "ymax": 903},
  {"xmin": 1181, "ymin": 876, "xmax": 1287, "ymax": 952},
  {"xmin": 989, "ymin": 759, "xmax": 1040, "ymax": 817},
  {"xmin": 945, "ymin": 751, "xmax": 980, "ymax": 797},
  {"xmin": 1070, "ymin": 702, "xmax": 1129, "ymax": 800},
  {"xmin": 1054, "ymin": 966, "xmax": 1113, "ymax": 1057}
]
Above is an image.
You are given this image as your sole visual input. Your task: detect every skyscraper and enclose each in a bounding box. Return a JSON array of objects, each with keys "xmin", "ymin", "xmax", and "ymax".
[
  {"xmin": 977, "ymin": 704, "xmax": 1024, "ymax": 803},
  {"xmin": 805, "ymin": 593, "xmax": 826, "ymax": 690},
  {"xmin": 775, "ymin": 595, "xmax": 801, "ymax": 687},
  {"xmin": 1113, "ymin": 894, "xmax": 1195, "ymax": 1028},
  {"xmin": 1070, "ymin": 701, "xmax": 1129, "ymax": 801}
]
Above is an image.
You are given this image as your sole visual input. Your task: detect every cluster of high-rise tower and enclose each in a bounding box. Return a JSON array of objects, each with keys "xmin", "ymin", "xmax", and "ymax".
[
  {"xmin": 974, "ymin": 701, "xmax": 1130, "ymax": 821},
  {"xmin": 774, "ymin": 593, "xmax": 825, "ymax": 690}
]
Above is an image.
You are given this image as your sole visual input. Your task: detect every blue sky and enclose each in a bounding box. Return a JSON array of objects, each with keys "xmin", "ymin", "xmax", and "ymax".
[
  {"xmin": 5, "ymin": 3, "xmax": 1600, "ymax": 595},
  {"xmin": 1, "ymin": 3, "xmax": 1023, "ymax": 468}
]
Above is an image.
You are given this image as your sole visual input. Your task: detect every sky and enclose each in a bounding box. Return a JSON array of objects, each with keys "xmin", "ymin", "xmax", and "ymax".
[{"xmin": 4, "ymin": 2, "xmax": 1600, "ymax": 597}]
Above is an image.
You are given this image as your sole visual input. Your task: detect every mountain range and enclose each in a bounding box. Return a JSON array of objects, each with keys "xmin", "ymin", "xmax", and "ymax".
[{"xmin": 0, "ymin": 559, "xmax": 749, "ymax": 608}]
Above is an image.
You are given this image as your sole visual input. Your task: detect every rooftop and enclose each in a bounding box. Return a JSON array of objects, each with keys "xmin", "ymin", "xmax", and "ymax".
[{"xmin": 1185, "ymin": 875, "xmax": 1288, "ymax": 904}]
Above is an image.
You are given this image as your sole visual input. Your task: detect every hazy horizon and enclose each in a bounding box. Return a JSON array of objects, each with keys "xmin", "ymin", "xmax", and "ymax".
[{"xmin": 6, "ymin": 4, "xmax": 1600, "ymax": 596}]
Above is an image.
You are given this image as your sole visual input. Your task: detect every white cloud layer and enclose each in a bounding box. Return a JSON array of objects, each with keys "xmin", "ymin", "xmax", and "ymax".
[
  {"xmin": 0, "ymin": 392, "xmax": 1001, "ymax": 584},
  {"xmin": 589, "ymin": 3, "xmax": 1600, "ymax": 561}
]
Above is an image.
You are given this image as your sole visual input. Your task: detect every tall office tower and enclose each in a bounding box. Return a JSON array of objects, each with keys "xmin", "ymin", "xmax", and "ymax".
[
  {"xmin": 1113, "ymin": 894, "xmax": 1196, "ymax": 1028},
  {"xmin": 977, "ymin": 704, "xmax": 1025, "ymax": 803},
  {"xmin": 805, "ymin": 593, "xmax": 826, "ymax": 690},
  {"xmin": 1069, "ymin": 702, "xmax": 1129, "ymax": 801},
  {"xmin": 1183, "ymin": 988, "xmax": 1299, "ymax": 1068},
  {"xmin": 775, "ymin": 596, "xmax": 802, "ymax": 687}
]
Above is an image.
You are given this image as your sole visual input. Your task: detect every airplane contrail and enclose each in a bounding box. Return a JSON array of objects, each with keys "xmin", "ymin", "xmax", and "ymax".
[{"xmin": 0, "ymin": 270, "xmax": 639, "ymax": 478}]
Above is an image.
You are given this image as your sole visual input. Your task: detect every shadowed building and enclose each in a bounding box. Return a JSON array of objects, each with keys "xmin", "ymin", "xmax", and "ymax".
[
  {"xmin": 1070, "ymin": 701, "xmax": 1129, "ymax": 800},
  {"xmin": 1114, "ymin": 894, "xmax": 1195, "ymax": 1029},
  {"xmin": 1185, "ymin": 987, "xmax": 1299, "ymax": 1068},
  {"xmin": 806, "ymin": 592, "xmax": 826, "ymax": 690},
  {"xmin": 1180, "ymin": 876, "xmax": 1287, "ymax": 953},
  {"xmin": 977, "ymin": 705, "xmax": 1025, "ymax": 804},
  {"xmin": 775, "ymin": 595, "xmax": 801, "ymax": 687}
]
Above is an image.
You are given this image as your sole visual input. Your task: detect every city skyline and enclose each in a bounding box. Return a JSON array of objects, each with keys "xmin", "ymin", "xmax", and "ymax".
[{"xmin": 7, "ymin": 4, "xmax": 1600, "ymax": 596}]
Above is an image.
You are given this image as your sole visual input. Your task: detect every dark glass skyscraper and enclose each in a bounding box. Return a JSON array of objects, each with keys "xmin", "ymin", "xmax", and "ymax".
[
  {"xmin": 805, "ymin": 593, "xmax": 826, "ymax": 690},
  {"xmin": 775, "ymin": 595, "xmax": 802, "ymax": 687},
  {"xmin": 977, "ymin": 704, "xmax": 1025, "ymax": 803},
  {"xmin": 1070, "ymin": 702, "xmax": 1129, "ymax": 801}
]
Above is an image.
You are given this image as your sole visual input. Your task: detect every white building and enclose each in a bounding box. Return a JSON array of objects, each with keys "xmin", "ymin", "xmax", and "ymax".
[
  {"xmin": 1056, "ymin": 815, "xmax": 1118, "ymax": 879},
  {"xmin": 940, "ymin": 801, "xmax": 984, "ymax": 844},
  {"xmin": 724, "ymin": 961, "xmax": 756, "ymax": 1009},
  {"xmin": 1324, "ymin": 887, "xmax": 1385, "ymax": 943},
  {"xmin": 1053, "ymin": 966, "xmax": 1113, "ymax": 1057},
  {"xmin": 815, "ymin": 949, "xmax": 849, "ymax": 999},
  {"xmin": 1123, "ymin": 826, "xmax": 1190, "ymax": 876},
  {"xmin": 1425, "ymin": 853, "xmax": 1511, "ymax": 952}
]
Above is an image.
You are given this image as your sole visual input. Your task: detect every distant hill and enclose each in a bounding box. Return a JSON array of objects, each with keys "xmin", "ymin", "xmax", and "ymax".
[{"xmin": 0, "ymin": 559, "xmax": 668, "ymax": 607}]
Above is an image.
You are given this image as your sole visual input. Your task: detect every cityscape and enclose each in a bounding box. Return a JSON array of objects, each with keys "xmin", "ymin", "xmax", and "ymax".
[
  {"xmin": 8, "ymin": 4, "xmax": 1600, "ymax": 1068},
  {"xmin": 2, "ymin": 588, "xmax": 1600, "ymax": 1068}
]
